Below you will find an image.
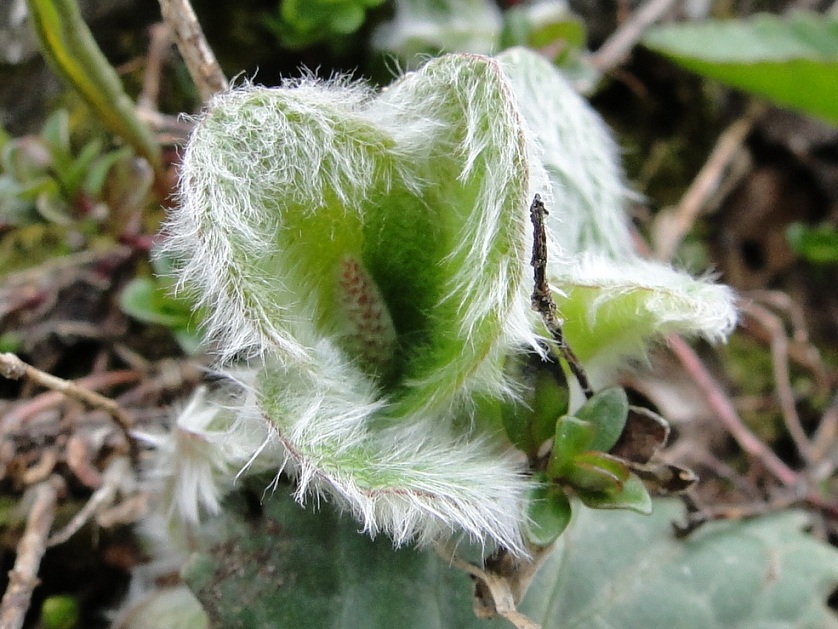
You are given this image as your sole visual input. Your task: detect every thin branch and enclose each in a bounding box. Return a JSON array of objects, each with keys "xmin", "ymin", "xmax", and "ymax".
[
  {"xmin": 529, "ymin": 195, "xmax": 593, "ymax": 398},
  {"xmin": 158, "ymin": 0, "xmax": 227, "ymax": 102},
  {"xmin": 674, "ymin": 485, "xmax": 806, "ymax": 537},
  {"xmin": 2, "ymin": 369, "xmax": 142, "ymax": 431},
  {"xmin": 741, "ymin": 301, "xmax": 815, "ymax": 466},
  {"xmin": 653, "ymin": 105, "xmax": 763, "ymax": 262},
  {"xmin": 812, "ymin": 393, "xmax": 838, "ymax": 469},
  {"xmin": 0, "ymin": 477, "xmax": 61, "ymax": 629},
  {"xmin": 591, "ymin": 0, "xmax": 678, "ymax": 72},
  {"xmin": 0, "ymin": 353, "xmax": 138, "ymax": 463},
  {"xmin": 747, "ymin": 289, "xmax": 830, "ymax": 393},
  {"xmin": 667, "ymin": 336, "xmax": 799, "ymax": 487},
  {"xmin": 48, "ymin": 457, "xmax": 133, "ymax": 547},
  {"xmin": 138, "ymin": 22, "xmax": 172, "ymax": 111}
]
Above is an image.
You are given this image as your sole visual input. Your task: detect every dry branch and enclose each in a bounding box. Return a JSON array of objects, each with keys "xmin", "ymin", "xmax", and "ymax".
[
  {"xmin": 653, "ymin": 106, "xmax": 762, "ymax": 261},
  {"xmin": 666, "ymin": 336, "xmax": 798, "ymax": 487},
  {"xmin": 158, "ymin": 0, "xmax": 227, "ymax": 101},
  {"xmin": 0, "ymin": 353, "xmax": 137, "ymax": 462},
  {"xmin": 591, "ymin": 0, "xmax": 678, "ymax": 72},
  {"xmin": 0, "ymin": 478, "xmax": 61, "ymax": 629}
]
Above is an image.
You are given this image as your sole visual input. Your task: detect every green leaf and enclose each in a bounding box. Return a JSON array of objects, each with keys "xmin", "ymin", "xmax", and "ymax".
[
  {"xmin": 787, "ymin": 222, "xmax": 838, "ymax": 264},
  {"xmin": 576, "ymin": 472, "xmax": 652, "ymax": 514},
  {"xmin": 547, "ymin": 416, "xmax": 595, "ymax": 477},
  {"xmin": 184, "ymin": 488, "xmax": 838, "ymax": 628},
  {"xmin": 83, "ymin": 146, "xmax": 133, "ymax": 197},
  {"xmin": 500, "ymin": 4, "xmax": 585, "ymax": 50},
  {"xmin": 183, "ymin": 485, "xmax": 501, "ymax": 629},
  {"xmin": 564, "ymin": 451, "xmax": 630, "ymax": 494},
  {"xmin": 26, "ymin": 0, "xmax": 162, "ymax": 177},
  {"xmin": 524, "ymin": 475, "xmax": 573, "ymax": 547},
  {"xmin": 40, "ymin": 595, "xmax": 79, "ymax": 629},
  {"xmin": 41, "ymin": 109, "xmax": 70, "ymax": 152},
  {"xmin": 643, "ymin": 12, "xmax": 838, "ymax": 126},
  {"xmin": 501, "ymin": 352, "xmax": 569, "ymax": 455},
  {"xmin": 120, "ymin": 277, "xmax": 194, "ymax": 329},
  {"xmin": 523, "ymin": 501, "xmax": 838, "ymax": 628},
  {"xmin": 573, "ymin": 386, "xmax": 629, "ymax": 452}
]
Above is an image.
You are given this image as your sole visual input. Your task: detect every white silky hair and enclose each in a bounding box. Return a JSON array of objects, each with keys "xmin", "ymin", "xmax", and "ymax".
[
  {"xmin": 255, "ymin": 339, "xmax": 532, "ymax": 552},
  {"xmin": 156, "ymin": 49, "xmax": 737, "ymax": 555}
]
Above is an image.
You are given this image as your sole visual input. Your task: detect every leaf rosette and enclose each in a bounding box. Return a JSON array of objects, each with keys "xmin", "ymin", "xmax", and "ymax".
[{"xmin": 161, "ymin": 48, "xmax": 737, "ymax": 552}]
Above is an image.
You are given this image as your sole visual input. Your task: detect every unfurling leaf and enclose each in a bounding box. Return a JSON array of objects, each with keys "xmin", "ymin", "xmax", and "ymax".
[{"xmin": 159, "ymin": 48, "xmax": 737, "ymax": 554}]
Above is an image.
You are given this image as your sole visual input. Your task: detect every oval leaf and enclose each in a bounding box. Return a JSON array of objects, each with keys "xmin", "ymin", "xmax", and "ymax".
[
  {"xmin": 644, "ymin": 12, "xmax": 838, "ymax": 126},
  {"xmin": 574, "ymin": 386, "xmax": 629, "ymax": 452}
]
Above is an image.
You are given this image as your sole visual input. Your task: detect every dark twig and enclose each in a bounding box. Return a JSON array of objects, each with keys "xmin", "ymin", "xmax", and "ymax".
[
  {"xmin": 0, "ymin": 353, "xmax": 138, "ymax": 464},
  {"xmin": 529, "ymin": 195, "xmax": 593, "ymax": 398},
  {"xmin": 674, "ymin": 486, "xmax": 806, "ymax": 537},
  {"xmin": 0, "ymin": 477, "xmax": 61, "ymax": 629}
]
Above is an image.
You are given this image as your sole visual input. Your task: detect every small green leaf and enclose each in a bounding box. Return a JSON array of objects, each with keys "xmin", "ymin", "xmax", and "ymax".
[
  {"xmin": 41, "ymin": 109, "xmax": 70, "ymax": 151},
  {"xmin": 643, "ymin": 12, "xmax": 838, "ymax": 126},
  {"xmin": 83, "ymin": 146, "xmax": 133, "ymax": 196},
  {"xmin": 120, "ymin": 277, "xmax": 193, "ymax": 329},
  {"xmin": 41, "ymin": 595, "xmax": 79, "ymax": 629},
  {"xmin": 574, "ymin": 386, "xmax": 629, "ymax": 452},
  {"xmin": 530, "ymin": 363, "xmax": 570, "ymax": 442},
  {"xmin": 62, "ymin": 139, "xmax": 102, "ymax": 194},
  {"xmin": 524, "ymin": 476, "xmax": 572, "ymax": 547},
  {"xmin": 565, "ymin": 451, "xmax": 630, "ymax": 494},
  {"xmin": 547, "ymin": 416, "xmax": 595, "ymax": 478},
  {"xmin": 35, "ymin": 190, "xmax": 72, "ymax": 225},
  {"xmin": 577, "ymin": 472, "xmax": 652, "ymax": 514},
  {"xmin": 501, "ymin": 352, "xmax": 569, "ymax": 455}
]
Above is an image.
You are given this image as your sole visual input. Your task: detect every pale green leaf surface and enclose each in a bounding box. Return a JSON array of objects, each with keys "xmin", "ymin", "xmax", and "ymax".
[
  {"xmin": 183, "ymin": 490, "xmax": 838, "ymax": 629},
  {"xmin": 643, "ymin": 12, "xmax": 838, "ymax": 126},
  {"xmin": 524, "ymin": 478, "xmax": 572, "ymax": 547},
  {"xmin": 526, "ymin": 500, "xmax": 838, "ymax": 628}
]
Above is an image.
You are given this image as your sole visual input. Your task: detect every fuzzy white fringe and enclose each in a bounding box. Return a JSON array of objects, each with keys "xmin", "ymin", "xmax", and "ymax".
[{"xmin": 154, "ymin": 49, "xmax": 737, "ymax": 554}]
